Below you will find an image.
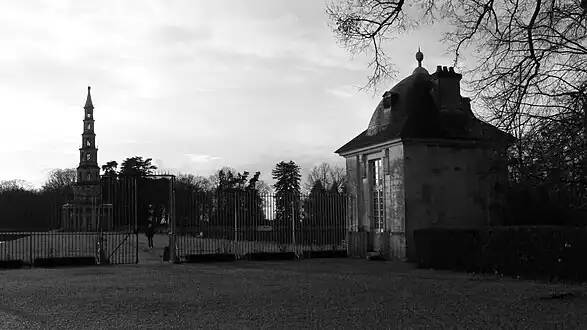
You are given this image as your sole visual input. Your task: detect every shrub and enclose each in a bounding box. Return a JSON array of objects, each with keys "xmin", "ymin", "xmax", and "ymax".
[
  {"xmin": 415, "ymin": 226, "xmax": 587, "ymax": 282},
  {"xmin": 414, "ymin": 227, "xmax": 482, "ymax": 272}
]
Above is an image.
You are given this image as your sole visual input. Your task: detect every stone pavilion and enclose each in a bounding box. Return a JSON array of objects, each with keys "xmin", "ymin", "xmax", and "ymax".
[{"xmin": 336, "ymin": 50, "xmax": 514, "ymax": 261}]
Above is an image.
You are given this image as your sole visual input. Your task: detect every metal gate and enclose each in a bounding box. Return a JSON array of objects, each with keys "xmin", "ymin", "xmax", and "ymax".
[
  {"xmin": 142, "ymin": 174, "xmax": 176, "ymax": 261},
  {"xmin": 99, "ymin": 175, "xmax": 139, "ymax": 264},
  {"xmin": 101, "ymin": 173, "xmax": 176, "ymax": 264},
  {"xmin": 170, "ymin": 189, "xmax": 348, "ymax": 262},
  {"xmin": 0, "ymin": 174, "xmax": 182, "ymax": 266}
]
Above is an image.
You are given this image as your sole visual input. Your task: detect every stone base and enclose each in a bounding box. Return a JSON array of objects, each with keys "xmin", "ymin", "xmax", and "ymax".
[
  {"xmin": 72, "ymin": 183, "xmax": 101, "ymax": 198},
  {"xmin": 389, "ymin": 232, "xmax": 407, "ymax": 260},
  {"xmin": 366, "ymin": 252, "xmax": 387, "ymax": 261},
  {"xmin": 346, "ymin": 231, "xmax": 407, "ymax": 261},
  {"xmin": 61, "ymin": 203, "xmax": 113, "ymax": 232}
]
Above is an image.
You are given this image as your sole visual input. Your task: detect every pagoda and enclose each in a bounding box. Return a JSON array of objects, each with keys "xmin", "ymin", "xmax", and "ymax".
[{"xmin": 61, "ymin": 87, "xmax": 112, "ymax": 231}]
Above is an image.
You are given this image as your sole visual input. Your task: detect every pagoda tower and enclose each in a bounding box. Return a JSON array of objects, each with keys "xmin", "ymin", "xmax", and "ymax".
[
  {"xmin": 61, "ymin": 87, "xmax": 112, "ymax": 231},
  {"xmin": 76, "ymin": 86, "xmax": 100, "ymax": 185}
]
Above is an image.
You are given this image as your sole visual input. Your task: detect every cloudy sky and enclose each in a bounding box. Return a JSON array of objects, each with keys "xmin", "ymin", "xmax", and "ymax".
[{"xmin": 0, "ymin": 0, "xmax": 460, "ymax": 188}]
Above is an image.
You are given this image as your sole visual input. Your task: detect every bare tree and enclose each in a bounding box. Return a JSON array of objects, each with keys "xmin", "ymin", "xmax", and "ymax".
[
  {"xmin": 327, "ymin": 1, "xmax": 586, "ymax": 130},
  {"xmin": 208, "ymin": 166, "xmax": 237, "ymax": 189},
  {"xmin": 176, "ymin": 173, "xmax": 213, "ymax": 192},
  {"xmin": 328, "ymin": 0, "xmax": 587, "ymax": 222},
  {"xmin": 327, "ymin": 0, "xmax": 435, "ymax": 92},
  {"xmin": 255, "ymin": 180, "xmax": 273, "ymax": 195},
  {"xmin": 42, "ymin": 168, "xmax": 77, "ymax": 191},
  {"xmin": 0, "ymin": 179, "xmax": 35, "ymax": 193},
  {"xmin": 304, "ymin": 162, "xmax": 347, "ymax": 192},
  {"xmin": 327, "ymin": 0, "xmax": 586, "ymax": 102},
  {"xmin": 327, "ymin": 0, "xmax": 587, "ymax": 187}
]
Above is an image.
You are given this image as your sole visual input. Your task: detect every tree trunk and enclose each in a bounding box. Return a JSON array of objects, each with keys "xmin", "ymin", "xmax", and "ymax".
[{"xmin": 583, "ymin": 98, "xmax": 587, "ymax": 184}]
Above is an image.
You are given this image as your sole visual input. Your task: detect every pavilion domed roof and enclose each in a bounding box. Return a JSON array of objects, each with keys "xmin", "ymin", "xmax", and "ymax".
[
  {"xmin": 335, "ymin": 49, "xmax": 515, "ymax": 155},
  {"xmin": 365, "ymin": 57, "xmax": 435, "ymax": 137},
  {"xmin": 412, "ymin": 66, "xmax": 429, "ymax": 76}
]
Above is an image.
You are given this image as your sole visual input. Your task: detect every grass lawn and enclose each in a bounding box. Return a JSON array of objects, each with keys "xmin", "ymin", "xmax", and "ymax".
[{"xmin": 0, "ymin": 259, "xmax": 586, "ymax": 329}]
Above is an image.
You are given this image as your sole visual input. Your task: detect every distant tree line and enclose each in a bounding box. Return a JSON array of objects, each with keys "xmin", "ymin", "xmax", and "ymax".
[
  {"xmin": 0, "ymin": 156, "xmax": 348, "ymax": 232},
  {"xmin": 174, "ymin": 160, "xmax": 348, "ymax": 233},
  {"xmin": 173, "ymin": 160, "xmax": 348, "ymax": 245}
]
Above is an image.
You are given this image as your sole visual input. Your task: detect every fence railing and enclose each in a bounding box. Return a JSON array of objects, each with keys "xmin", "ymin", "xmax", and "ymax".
[
  {"xmin": 0, "ymin": 177, "xmax": 140, "ymax": 265},
  {"xmin": 0, "ymin": 179, "xmax": 353, "ymax": 264},
  {"xmin": 0, "ymin": 231, "xmax": 137, "ymax": 265},
  {"xmin": 172, "ymin": 190, "xmax": 350, "ymax": 257}
]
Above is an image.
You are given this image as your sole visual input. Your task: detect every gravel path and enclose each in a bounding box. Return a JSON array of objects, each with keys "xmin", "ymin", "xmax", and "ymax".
[{"xmin": 0, "ymin": 259, "xmax": 585, "ymax": 329}]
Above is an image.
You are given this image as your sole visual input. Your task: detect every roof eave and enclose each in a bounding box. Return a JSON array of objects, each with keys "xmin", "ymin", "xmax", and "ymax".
[{"xmin": 335, "ymin": 138, "xmax": 403, "ymax": 158}]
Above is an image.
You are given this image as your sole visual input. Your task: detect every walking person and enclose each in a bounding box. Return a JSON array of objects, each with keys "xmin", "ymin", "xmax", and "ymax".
[
  {"xmin": 146, "ymin": 222, "xmax": 155, "ymax": 249},
  {"xmin": 146, "ymin": 204, "xmax": 155, "ymax": 249}
]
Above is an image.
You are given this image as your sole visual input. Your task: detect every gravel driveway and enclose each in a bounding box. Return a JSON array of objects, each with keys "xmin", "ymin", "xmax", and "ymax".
[{"xmin": 0, "ymin": 259, "xmax": 585, "ymax": 329}]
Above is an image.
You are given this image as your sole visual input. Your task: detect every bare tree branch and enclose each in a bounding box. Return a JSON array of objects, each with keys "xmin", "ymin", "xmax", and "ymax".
[{"xmin": 327, "ymin": 0, "xmax": 587, "ymax": 211}]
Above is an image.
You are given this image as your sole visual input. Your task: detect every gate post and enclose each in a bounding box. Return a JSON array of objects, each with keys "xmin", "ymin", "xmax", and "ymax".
[
  {"xmin": 168, "ymin": 176, "xmax": 179, "ymax": 264},
  {"xmin": 291, "ymin": 198, "xmax": 296, "ymax": 256},
  {"xmin": 134, "ymin": 177, "xmax": 139, "ymax": 264},
  {"xmin": 234, "ymin": 198, "xmax": 238, "ymax": 257}
]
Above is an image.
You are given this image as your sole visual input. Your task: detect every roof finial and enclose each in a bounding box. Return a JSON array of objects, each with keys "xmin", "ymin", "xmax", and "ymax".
[{"xmin": 416, "ymin": 47, "xmax": 424, "ymax": 67}]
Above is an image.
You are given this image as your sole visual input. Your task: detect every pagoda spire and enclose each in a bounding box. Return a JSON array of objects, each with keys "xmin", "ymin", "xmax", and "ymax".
[
  {"xmin": 77, "ymin": 86, "xmax": 99, "ymax": 184},
  {"xmin": 84, "ymin": 86, "xmax": 93, "ymax": 109}
]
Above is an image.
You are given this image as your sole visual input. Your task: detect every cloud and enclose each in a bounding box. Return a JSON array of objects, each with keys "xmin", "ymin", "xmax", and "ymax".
[
  {"xmin": 149, "ymin": 24, "xmax": 212, "ymax": 46},
  {"xmin": 185, "ymin": 154, "xmax": 220, "ymax": 164},
  {"xmin": 326, "ymin": 85, "xmax": 360, "ymax": 98},
  {"xmin": 193, "ymin": 87, "xmax": 214, "ymax": 92},
  {"xmin": 154, "ymin": 158, "xmax": 165, "ymax": 171},
  {"xmin": 0, "ymin": 0, "xmax": 454, "ymax": 192}
]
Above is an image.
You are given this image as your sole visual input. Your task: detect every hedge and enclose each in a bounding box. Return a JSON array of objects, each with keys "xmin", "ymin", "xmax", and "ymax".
[{"xmin": 414, "ymin": 226, "xmax": 587, "ymax": 282}]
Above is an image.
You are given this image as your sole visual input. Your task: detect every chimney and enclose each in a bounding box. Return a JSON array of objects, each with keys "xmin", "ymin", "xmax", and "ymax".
[{"xmin": 431, "ymin": 65, "xmax": 463, "ymax": 112}]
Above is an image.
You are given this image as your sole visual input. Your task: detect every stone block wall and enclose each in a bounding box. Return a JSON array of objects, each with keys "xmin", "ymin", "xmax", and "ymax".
[{"xmin": 402, "ymin": 139, "xmax": 508, "ymax": 260}]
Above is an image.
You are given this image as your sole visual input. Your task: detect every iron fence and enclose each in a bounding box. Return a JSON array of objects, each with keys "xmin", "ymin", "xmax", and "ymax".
[
  {"xmin": 172, "ymin": 189, "xmax": 350, "ymax": 259},
  {"xmin": 0, "ymin": 176, "xmax": 140, "ymax": 266},
  {"xmin": 0, "ymin": 231, "xmax": 137, "ymax": 265},
  {"xmin": 0, "ymin": 174, "xmax": 353, "ymax": 265}
]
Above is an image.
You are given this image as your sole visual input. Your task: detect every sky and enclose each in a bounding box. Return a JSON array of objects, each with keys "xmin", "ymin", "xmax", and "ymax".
[{"xmin": 0, "ymin": 0, "xmax": 462, "ymax": 189}]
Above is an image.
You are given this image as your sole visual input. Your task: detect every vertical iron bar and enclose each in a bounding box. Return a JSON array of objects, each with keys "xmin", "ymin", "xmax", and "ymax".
[
  {"xmin": 291, "ymin": 192, "xmax": 295, "ymax": 255},
  {"xmin": 172, "ymin": 175, "xmax": 177, "ymax": 263},
  {"xmin": 320, "ymin": 192, "xmax": 325, "ymax": 250},
  {"xmin": 233, "ymin": 191, "xmax": 237, "ymax": 256},
  {"xmin": 29, "ymin": 228, "xmax": 33, "ymax": 267},
  {"xmin": 169, "ymin": 176, "xmax": 177, "ymax": 263},
  {"xmin": 334, "ymin": 192, "xmax": 338, "ymax": 249},
  {"xmin": 134, "ymin": 176, "xmax": 138, "ymax": 264}
]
